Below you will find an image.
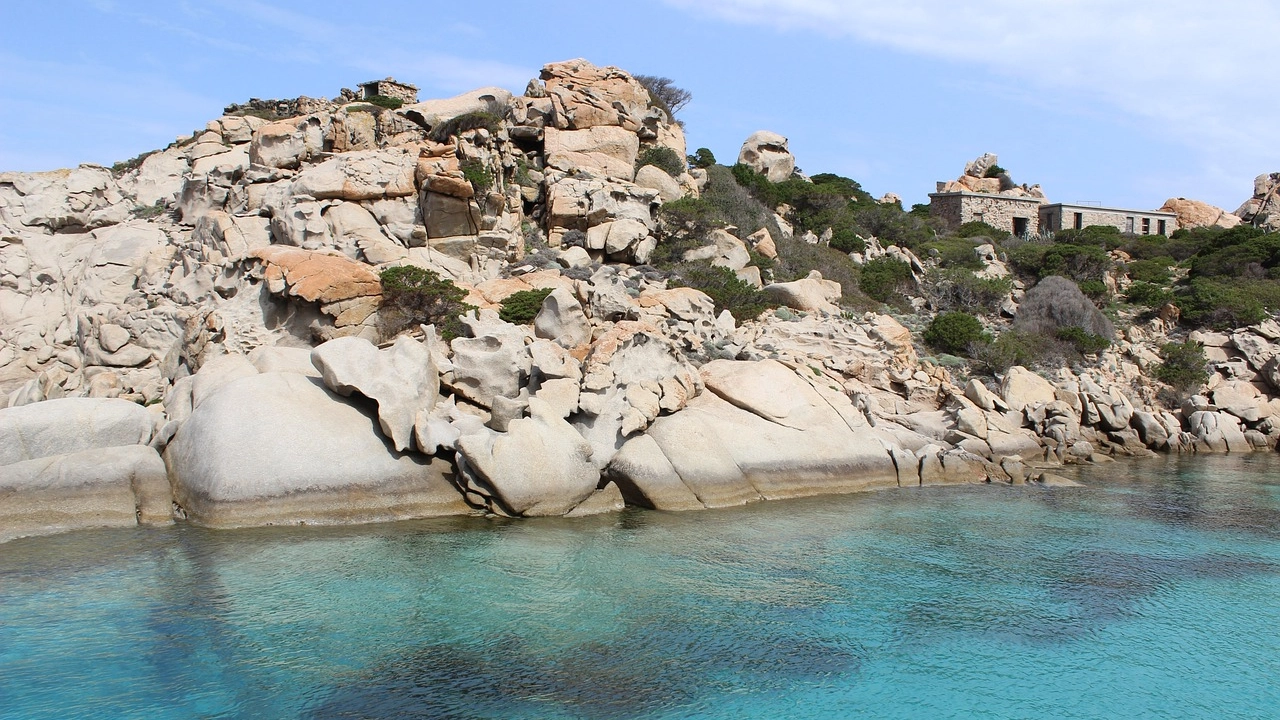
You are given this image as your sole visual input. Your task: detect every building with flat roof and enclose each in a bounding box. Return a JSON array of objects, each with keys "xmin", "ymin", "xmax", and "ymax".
[
  {"xmin": 359, "ymin": 78, "xmax": 419, "ymax": 104},
  {"xmin": 928, "ymin": 191, "xmax": 1043, "ymax": 237},
  {"xmin": 1040, "ymin": 203, "xmax": 1178, "ymax": 236}
]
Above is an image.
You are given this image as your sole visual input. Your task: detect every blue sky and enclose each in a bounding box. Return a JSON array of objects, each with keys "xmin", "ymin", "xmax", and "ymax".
[{"xmin": 2, "ymin": 1, "xmax": 1275, "ymax": 211}]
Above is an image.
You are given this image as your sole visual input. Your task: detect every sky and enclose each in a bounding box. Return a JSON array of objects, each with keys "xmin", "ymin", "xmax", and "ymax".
[{"xmin": 1, "ymin": 1, "xmax": 1276, "ymax": 211}]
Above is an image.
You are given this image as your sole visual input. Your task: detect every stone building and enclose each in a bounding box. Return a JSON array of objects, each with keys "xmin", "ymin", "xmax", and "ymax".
[
  {"xmin": 928, "ymin": 190, "xmax": 1042, "ymax": 237},
  {"xmin": 359, "ymin": 77, "xmax": 419, "ymax": 104},
  {"xmin": 1039, "ymin": 203, "xmax": 1178, "ymax": 236}
]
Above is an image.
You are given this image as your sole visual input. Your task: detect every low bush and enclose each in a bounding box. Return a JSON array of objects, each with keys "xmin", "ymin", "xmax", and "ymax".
[
  {"xmin": 1176, "ymin": 278, "xmax": 1268, "ymax": 329},
  {"xmin": 636, "ymin": 146, "xmax": 685, "ymax": 178},
  {"xmin": 498, "ymin": 288, "xmax": 553, "ymax": 325},
  {"xmin": 970, "ymin": 330, "xmax": 1039, "ymax": 375},
  {"xmin": 1126, "ymin": 257, "xmax": 1173, "ymax": 284},
  {"xmin": 955, "ymin": 221, "xmax": 1010, "ymax": 242},
  {"xmin": 924, "ymin": 311, "xmax": 988, "ymax": 356},
  {"xmin": 669, "ymin": 264, "xmax": 774, "ymax": 322},
  {"xmin": 364, "ymin": 94, "xmax": 404, "ymax": 110},
  {"xmin": 1008, "ymin": 242, "xmax": 1112, "ymax": 283},
  {"xmin": 922, "ymin": 237, "xmax": 985, "ymax": 270},
  {"xmin": 983, "ymin": 164, "xmax": 1007, "ymax": 179},
  {"xmin": 1055, "ymin": 326, "xmax": 1110, "ymax": 355},
  {"xmin": 378, "ymin": 266, "xmax": 474, "ymax": 340},
  {"xmin": 460, "ymin": 159, "xmax": 494, "ymax": 193},
  {"xmin": 925, "ymin": 268, "xmax": 1011, "ymax": 313},
  {"xmin": 1125, "ymin": 281, "xmax": 1175, "ymax": 309},
  {"xmin": 1153, "ymin": 340, "xmax": 1209, "ymax": 392},
  {"xmin": 428, "ymin": 111, "xmax": 502, "ymax": 143},
  {"xmin": 859, "ymin": 257, "xmax": 914, "ymax": 305},
  {"xmin": 1078, "ymin": 279, "xmax": 1109, "ymax": 300},
  {"xmin": 1013, "ymin": 276, "xmax": 1114, "ymax": 339},
  {"xmin": 829, "ymin": 228, "xmax": 866, "ymax": 254}
]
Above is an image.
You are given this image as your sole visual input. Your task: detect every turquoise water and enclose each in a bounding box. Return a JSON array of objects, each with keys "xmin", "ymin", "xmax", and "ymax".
[{"xmin": 2, "ymin": 456, "xmax": 1279, "ymax": 719}]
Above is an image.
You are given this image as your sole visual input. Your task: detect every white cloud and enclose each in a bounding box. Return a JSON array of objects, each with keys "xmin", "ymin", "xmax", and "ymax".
[{"xmin": 664, "ymin": 0, "xmax": 1280, "ymax": 203}]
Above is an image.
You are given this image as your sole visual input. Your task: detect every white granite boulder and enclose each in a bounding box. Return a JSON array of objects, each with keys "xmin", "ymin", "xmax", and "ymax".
[
  {"xmin": 165, "ymin": 372, "xmax": 468, "ymax": 527},
  {"xmin": 311, "ymin": 335, "xmax": 439, "ymax": 452}
]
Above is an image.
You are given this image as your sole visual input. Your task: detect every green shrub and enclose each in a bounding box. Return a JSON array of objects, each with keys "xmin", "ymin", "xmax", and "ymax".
[
  {"xmin": 1053, "ymin": 225, "xmax": 1122, "ymax": 248},
  {"xmin": 955, "ymin": 221, "xmax": 1011, "ymax": 242},
  {"xmin": 428, "ymin": 111, "xmax": 502, "ymax": 143},
  {"xmin": 1153, "ymin": 340, "xmax": 1208, "ymax": 392},
  {"xmin": 924, "ymin": 311, "xmax": 988, "ymax": 355},
  {"xmin": 669, "ymin": 264, "xmax": 773, "ymax": 322},
  {"xmin": 859, "ymin": 257, "xmax": 914, "ymax": 304},
  {"xmin": 925, "ymin": 268, "xmax": 1011, "ymax": 313},
  {"xmin": 829, "ymin": 228, "xmax": 865, "ymax": 254},
  {"xmin": 636, "ymin": 146, "xmax": 685, "ymax": 178},
  {"xmin": 1126, "ymin": 257, "xmax": 1173, "ymax": 284},
  {"xmin": 1008, "ymin": 242, "xmax": 1112, "ymax": 283},
  {"xmin": 460, "ymin": 159, "xmax": 494, "ymax": 193},
  {"xmin": 1177, "ymin": 278, "xmax": 1267, "ymax": 329},
  {"xmin": 1055, "ymin": 326, "xmax": 1110, "ymax": 355},
  {"xmin": 970, "ymin": 330, "xmax": 1038, "ymax": 375},
  {"xmin": 1078, "ymin": 279, "xmax": 1109, "ymax": 300},
  {"xmin": 1125, "ymin": 281, "xmax": 1175, "ymax": 308},
  {"xmin": 983, "ymin": 164, "xmax": 1007, "ymax": 179},
  {"xmin": 687, "ymin": 148, "xmax": 716, "ymax": 169},
  {"xmin": 364, "ymin": 95, "xmax": 404, "ymax": 110},
  {"xmin": 378, "ymin": 266, "xmax": 474, "ymax": 341},
  {"xmin": 498, "ymin": 288, "xmax": 553, "ymax": 325},
  {"xmin": 922, "ymin": 238, "xmax": 985, "ymax": 269}
]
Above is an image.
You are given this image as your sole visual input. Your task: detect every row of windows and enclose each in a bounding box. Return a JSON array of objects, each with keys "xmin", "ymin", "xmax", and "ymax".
[{"xmin": 1042, "ymin": 212, "xmax": 1167, "ymax": 236}]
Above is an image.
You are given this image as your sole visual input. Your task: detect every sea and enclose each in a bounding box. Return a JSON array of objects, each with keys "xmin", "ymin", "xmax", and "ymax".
[{"xmin": 1, "ymin": 454, "xmax": 1278, "ymax": 719}]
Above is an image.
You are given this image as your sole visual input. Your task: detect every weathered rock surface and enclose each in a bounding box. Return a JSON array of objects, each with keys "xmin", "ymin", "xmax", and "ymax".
[
  {"xmin": 311, "ymin": 335, "xmax": 439, "ymax": 452},
  {"xmin": 165, "ymin": 372, "xmax": 469, "ymax": 527},
  {"xmin": 737, "ymin": 131, "xmax": 795, "ymax": 183}
]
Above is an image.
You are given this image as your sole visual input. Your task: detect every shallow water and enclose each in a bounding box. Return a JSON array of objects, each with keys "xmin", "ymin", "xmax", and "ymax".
[{"xmin": 2, "ymin": 454, "xmax": 1279, "ymax": 719}]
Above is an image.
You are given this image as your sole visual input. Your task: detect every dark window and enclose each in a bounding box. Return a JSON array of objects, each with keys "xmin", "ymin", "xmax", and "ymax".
[
  {"xmin": 1012, "ymin": 217, "xmax": 1029, "ymax": 237},
  {"xmin": 1158, "ymin": 219, "xmax": 1167, "ymax": 235},
  {"xmin": 1141, "ymin": 218, "xmax": 1151, "ymax": 234},
  {"xmin": 1073, "ymin": 212, "xmax": 1083, "ymax": 230},
  {"xmin": 1126, "ymin": 217, "xmax": 1135, "ymax": 233}
]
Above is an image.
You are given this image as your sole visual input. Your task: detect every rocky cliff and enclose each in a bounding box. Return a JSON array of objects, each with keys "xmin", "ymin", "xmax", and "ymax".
[{"xmin": 3, "ymin": 59, "xmax": 1278, "ymax": 542}]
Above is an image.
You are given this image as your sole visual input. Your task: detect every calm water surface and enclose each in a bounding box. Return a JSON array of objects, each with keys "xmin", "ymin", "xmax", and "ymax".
[{"xmin": 2, "ymin": 455, "xmax": 1279, "ymax": 719}]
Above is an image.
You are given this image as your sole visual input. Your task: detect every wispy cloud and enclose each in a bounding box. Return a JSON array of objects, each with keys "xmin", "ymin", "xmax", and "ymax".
[{"xmin": 664, "ymin": 0, "xmax": 1280, "ymax": 203}]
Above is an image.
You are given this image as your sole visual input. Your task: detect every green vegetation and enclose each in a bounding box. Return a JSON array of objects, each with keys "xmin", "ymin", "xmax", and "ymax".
[
  {"xmin": 364, "ymin": 94, "xmax": 404, "ymax": 110},
  {"xmin": 1153, "ymin": 340, "xmax": 1209, "ymax": 392},
  {"xmin": 858, "ymin": 257, "xmax": 914, "ymax": 305},
  {"xmin": 924, "ymin": 311, "xmax": 988, "ymax": 355},
  {"xmin": 925, "ymin": 268, "xmax": 1011, "ymax": 313},
  {"xmin": 687, "ymin": 147, "xmax": 716, "ymax": 169},
  {"xmin": 921, "ymin": 237, "xmax": 985, "ymax": 269},
  {"xmin": 636, "ymin": 146, "xmax": 685, "ymax": 178},
  {"xmin": 669, "ymin": 265, "xmax": 774, "ymax": 322},
  {"xmin": 378, "ymin": 266, "xmax": 474, "ymax": 341},
  {"xmin": 429, "ymin": 111, "xmax": 502, "ymax": 143},
  {"xmin": 773, "ymin": 236, "xmax": 863, "ymax": 303},
  {"xmin": 1055, "ymin": 326, "xmax": 1110, "ymax": 355},
  {"xmin": 111, "ymin": 150, "xmax": 157, "ymax": 176},
  {"xmin": 983, "ymin": 164, "xmax": 1007, "ymax": 179},
  {"xmin": 460, "ymin": 159, "xmax": 494, "ymax": 193},
  {"xmin": 498, "ymin": 288, "xmax": 553, "ymax": 325},
  {"xmin": 1124, "ymin": 281, "xmax": 1175, "ymax": 309}
]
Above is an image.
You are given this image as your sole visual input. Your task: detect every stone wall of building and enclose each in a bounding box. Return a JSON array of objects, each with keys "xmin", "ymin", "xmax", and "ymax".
[
  {"xmin": 1040, "ymin": 205, "xmax": 1178, "ymax": 236},
  {"xmin": 361, "ymin": 80, "xmax": 418, "ymax": 104},
  {"xmin": 929, "ymin": 192, "xmax": 1042, "ymax": 236}
]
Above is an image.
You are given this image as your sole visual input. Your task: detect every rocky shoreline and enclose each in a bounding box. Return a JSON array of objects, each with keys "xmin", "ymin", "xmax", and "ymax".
[{"xmin": 3, "ymin": 59, "xmax": 1278, "ymax": 543}]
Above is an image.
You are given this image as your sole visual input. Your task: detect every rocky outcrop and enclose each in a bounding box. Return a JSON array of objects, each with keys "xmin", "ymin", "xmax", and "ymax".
[
  {"xmin": 1235, "ymin": 172, "xmax": 1280, "ymax": 232},
  {"xmin": 737, "ymin": 131, "xmax": 795, "ymax": 183},
  {"xmin": 0, "ymin": 398, "xmax": 170, "ymax": 541},
  {"xmin": 164, "ymin": 371, "xmax": 468, "ymax": 527},
  {"xmin": 1160, "ymin": 198, "xmax": 1241, "ymax": 230}
]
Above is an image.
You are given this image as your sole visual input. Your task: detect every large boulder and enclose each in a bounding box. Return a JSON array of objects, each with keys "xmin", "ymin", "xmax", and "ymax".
[
  {"xmin": 0, "ymin": 397, "xmax": 153, "ymax": 466},
  {"xmin": 544, "ymin": 126, "xmax": 639, "ymax": 180},
  {"xmin": 165, "ymin": 372, "xmax": 469, "ymax": 527},
  {"xmin": 1159, "ymin": 198, "xmax": 1239, "ymax": 230},
  {"xmin": 763, "ymin": 271, "xmax": 842, "ymax": 314},
  {"xmin": 400, "ymin": 86, "xmax": 513, "ymax": 130},
  {"xmin": 608, "ymin": 360, "xmax": 899, "ymax": 509},
  {"xmin": 539, "ymin": 59, "xmax": 653, "ymax": 131},
  {"xmin": 1235, "ymin": 173, "xmax": 1280, "ymax": 232},
  {"xmin": 737, "ymin": 131, "xmax": 796, "ymax": 183},
  {"xmin": 1, "ymin": 445, "xmax": 171, "ymax": 543},
  {"xmin": 291, "ymin": 148, "xmax": 418, "ymax": 201},
  {"xmin": 311, "ymin": 336, "xmax": 439, "ymax": 452},
  {"xmin": 249, "ymin": 115, "xmax": 327, "ymax": 169},
  {"xmin": 455, "ymin": 397, "xmax": 599, "ymax": 517},
  {"xmin": 534, "ymin": 286, "xmax": 592, "ymax": 348},
  {"xmin": 1000, "ymin": 366, "xmax": 1057, "ymax": 411}
]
